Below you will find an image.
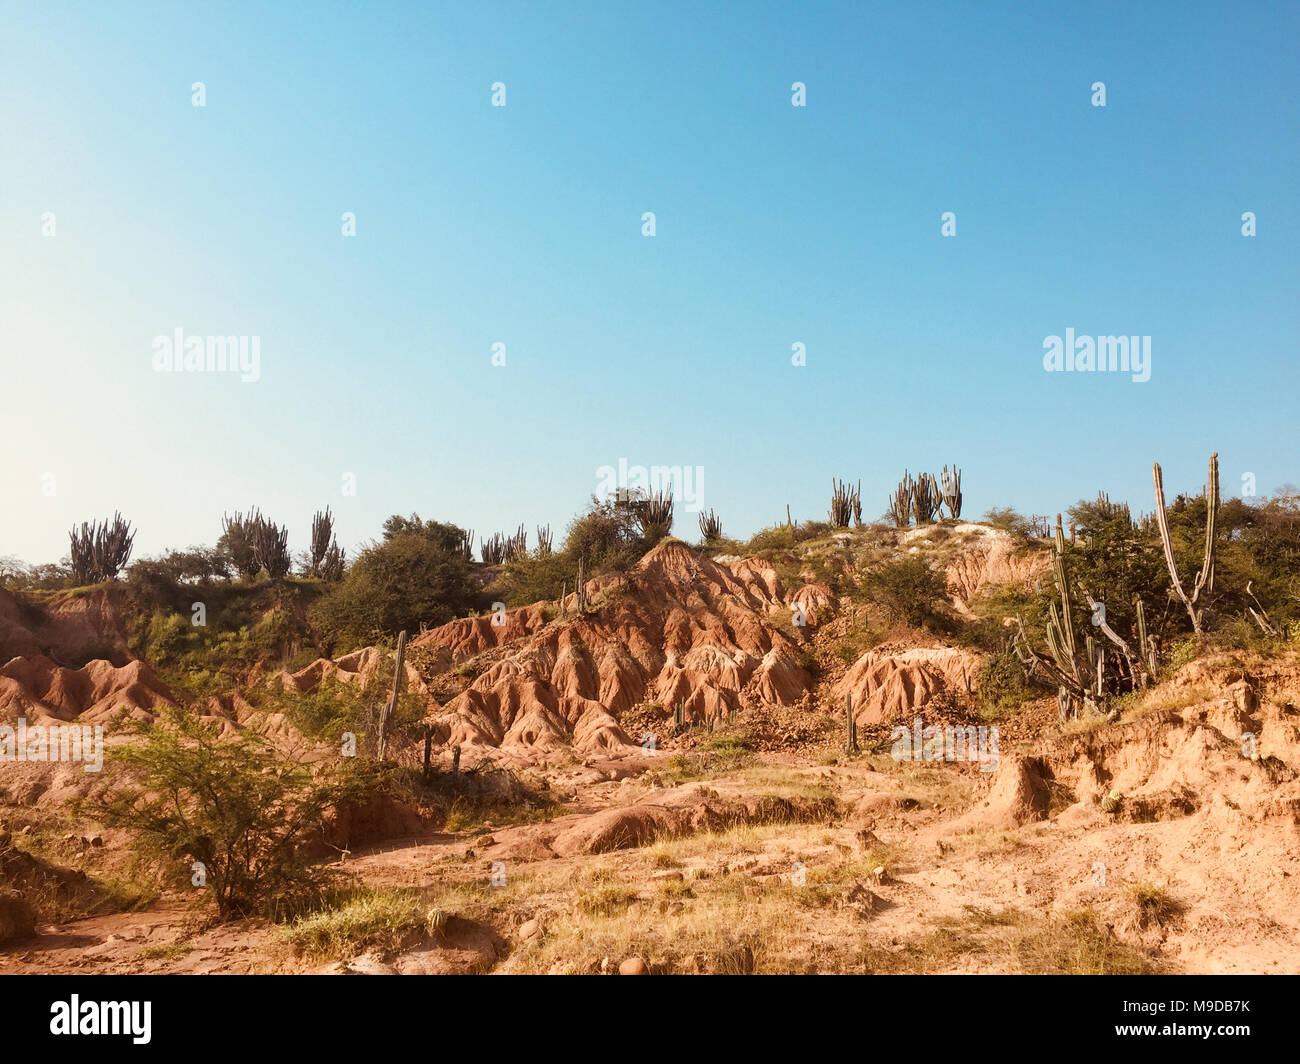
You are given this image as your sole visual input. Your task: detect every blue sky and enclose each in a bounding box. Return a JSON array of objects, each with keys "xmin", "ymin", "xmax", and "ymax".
[{"xmin": 1, "ymin": 1, "xmax": 1297, "ymax": 564}]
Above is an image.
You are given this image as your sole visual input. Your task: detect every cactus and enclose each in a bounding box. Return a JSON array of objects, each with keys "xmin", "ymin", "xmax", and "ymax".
[
  {"xmin": 1135, "ymin": 596, "xmax": 1157, "ymax": 683},
  {"xmin": 673, "ymin": 701, "xmax": 685, "ymax": 733},
  {"xmin": 309, "ymin": 507, "xmax": 336, "ymax": 577},
  {"xmin": 220, "ymin": 509, "xmax": 262, "ymax": 578},
  {"xmin": 911, "ymin": 472, "xmax": 941, "ymax": 524},
  {"xmin": 69, "ymin": 512, "xmax": 136, "ymax": 584},
  {"xmin": 939, "ymin": 465, "xmax": 963, "ymax": 520},
  {"xmin": 536, "ymin": 524, "xmax": 553, "ymax": 555},
  {"xmin": 480, "ymin": 533, "xmax": 505, "ymax": 565},
  {"xmin": 698, "ymin": 508, "xmax": 723, "ymax": 542},
  {"xmin": 376, "ymin": 630, "xmax": 407, "ymax": 761},
  {"xmin": 636, "ymin": 488, "xmax": 674, "ymax": 543},
  {"xmin": 250, "ymin": 514, "xmax": 291, "ymax": 581},
  {"xmin": 845, "ymin": 694, "xmax": 859, "ymax": 754},
  {"xmin": 503, "ymin": 524, "xmax": 527, "ymax": 562},
  {"xmin": 887, "ymin": 472, "xmax": 914, "ymax": 527},
  {"xmin": 1013, "ymin": 514, "xmax": 1100, "ymax": 720},
  {"xmin": 829, "ymin": 478, "xmax": 860, "ymax": 528},
  {"xmin": 321, "ymin": 540, "xmax": 346, "ymax": 582},
  {"xmin": 1152, "ymin": 452, "xmax": 1219, "ymax": 636}
]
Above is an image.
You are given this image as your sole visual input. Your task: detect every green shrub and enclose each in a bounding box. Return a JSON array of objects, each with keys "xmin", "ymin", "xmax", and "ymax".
[
  {"xmin": 310, "ymin": 521, "xmax": 480, "ymax": 650},
  {"xmin": 861, "ymin": 557, "xmax": 951, "ymax": 630},
  {"xmin": 89, "ymin": 709, "xmax": 370, "ymax": 919}
]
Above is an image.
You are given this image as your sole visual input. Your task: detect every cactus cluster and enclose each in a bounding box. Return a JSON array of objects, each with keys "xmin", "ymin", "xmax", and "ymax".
[
  {"xmin": 309, "ymin": 507, "xmax": 346, "ymax": 580},
  {"xmin": 886, "ymin": 465, "xmax": 963, "ymax": 526},
  {"xmin": 698, "ymin": 508, "xmax": 723, "ymax": 542},
  {"xmin": 635, "ymin": 488, "xmax": 675, "ymax": 543},
  {"xmin": 829, "ymin": 479, "xmax": 861, "ymax": 528},
  {"xmin": 887, "ymin": 473, "xmax": 914, "ymax": 527},
  {"xmin": 911, "ymin": 472, "xmax": 941, "ymax": 524},
  {"xmin": 250, "ymin": 515, "xmax": 291, "ymax": 580},
  {"xmin": 536, "ymin": 524, "xmax": 553, "ymax": 555},
  {"xmin": 481, "ymin": 526, "xmax": 527, "ymax": 565},
  {"xmin": 68, "ymin": 512, "xmax": 136, "ymax": 584},
  {"xmin": 455, "ymin": 528, "xmax": 475, "ymax": 561}
]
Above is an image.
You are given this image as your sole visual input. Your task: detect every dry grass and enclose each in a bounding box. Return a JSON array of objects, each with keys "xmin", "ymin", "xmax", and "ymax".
[{"xmin": 281, "ymin": 888, "xmax": 448, "ymax": 959}]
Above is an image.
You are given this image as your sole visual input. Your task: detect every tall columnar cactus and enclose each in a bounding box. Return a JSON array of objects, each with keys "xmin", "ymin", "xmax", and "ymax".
[
  {"xmin": 481, "ymin": 533, "xmax": 506, "ymax": 565},
  {"xmin": 250, "ymin": 514, "xmax": 291, "ymax": 581},
  {"xmin": 829, "ymin": 478, "xmax": 860, "ymax": 528},
  {"xmin": 1014, "ymin": 513, "xmax": 1098, "ymax": 720},
  {"xmin": 1152, "ymin": 452, "xmax": 1219, "ymax": 636},
  {"xmin": 887, "ymin": 472, "xmax": 914, "ymax": 527},
  {"xmin": 456, "ymin": 528, "xmax": 475, "ymax": 561},
  {"xmin": 845, "ymin": 694, "xmax": 859, "ymax": 754},
  {"xmin": 309, "ymin": 507, "xmax": 335, "ymax": 577},
  {"xmin": 68, "ymin": 512, "xmax": 137, "ymax": 585},
  {"xmin": 220, "ymin": 509, "xmax": 262, "ymax": 579},
  {"xmin": 376, "ymin": 629, "xmax": 408, "ymax": 761},
  {"xmin": 673, "ymin": 701, "xmax": 685, "ymax": 733},
  {"xmin": 503, "ymin": 524, "xmax": 528, "ymax": 562},
  {"xmin": 911, "ymin": 472, "xmax": 941, "ymax": 524},
  {"xmin": 939, "ymin": 465, "xmax": 963, "ymax": 520},
  {"xmin": 636, "ymin": 488, "xmax": 675, "ymax": 543},
  {"xmin": 1135, "ymin": 596, "xmax": 1157, "ymax": 681},
  {"xmin": 535, "ymin": 524, "xmax": 553, "ymax": 555},
  {"xmin": 698, "ymin": 508, "xmax": 723, "ymax": 542}
]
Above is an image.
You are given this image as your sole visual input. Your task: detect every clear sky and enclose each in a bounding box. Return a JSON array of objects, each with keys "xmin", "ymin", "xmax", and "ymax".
[{"xmin": 2, "ymin": 1, "xmax": 1297, "ymax": 564}]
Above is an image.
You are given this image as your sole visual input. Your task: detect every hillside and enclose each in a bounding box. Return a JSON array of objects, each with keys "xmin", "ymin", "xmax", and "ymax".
[{"xmin": 3, "ymin": 517, "xmax": 1299, "ymax": 974}]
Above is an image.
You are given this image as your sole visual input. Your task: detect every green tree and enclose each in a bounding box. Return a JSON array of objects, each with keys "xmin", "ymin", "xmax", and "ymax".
[{"xmin": 309, "ymin": 517, "xmax": 479, "ymax": 649}]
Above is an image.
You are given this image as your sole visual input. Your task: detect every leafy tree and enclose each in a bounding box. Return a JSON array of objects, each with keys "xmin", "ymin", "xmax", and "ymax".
[
  {"xmin": 309, "ymin": 517, "xmax": 480, "ymax": 649},
  {"xmin": 862, "ymin": 557, "xmax": 951, "ymax": 629}
]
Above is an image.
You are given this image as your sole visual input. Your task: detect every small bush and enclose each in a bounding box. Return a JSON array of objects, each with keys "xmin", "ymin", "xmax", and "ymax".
[
  {"xmin": 861, "ymin": 557, "xmax": 951, "ymax": 630},
  {"xmin": 89, "ymin": 709, "xmax": 371, "ymax": 919}
]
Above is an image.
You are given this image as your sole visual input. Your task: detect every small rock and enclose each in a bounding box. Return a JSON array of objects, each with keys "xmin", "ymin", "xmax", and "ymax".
[
  {"xmin": 88, "ymin": 835, "xmax": 104, "ymax": 848},
  {"xmin": 462, "ymin": 849, "xmax": 476, "ymax": 862},
  {"xmin": 619, "ymin": 956, "xmax": 648, "ymax": 976},
  {"xmin": 651, "ymin": 870, "xmax": 684, "ymax": 882},
  {"xmin": 518, "ymin": 918, "xmax": 543, "ymax": 941},
  {"xmin": 599, "ymin": 956, "xmax": 614, "ymax": 974}
]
